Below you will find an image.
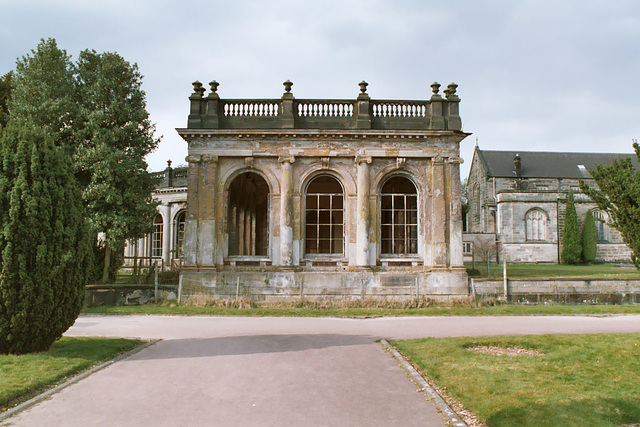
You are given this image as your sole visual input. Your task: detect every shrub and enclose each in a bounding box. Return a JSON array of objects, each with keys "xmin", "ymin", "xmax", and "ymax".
[
  {"xmin": 562, "ymin": 191, "xmax": 582, "ymax": 264},
  {"xmin": 582, "ymin": 210, "xmax": 598, "ymax": 263},
  {"xmin": 0, "ymin": 125, "xmax": 91, "ymax": 354}
]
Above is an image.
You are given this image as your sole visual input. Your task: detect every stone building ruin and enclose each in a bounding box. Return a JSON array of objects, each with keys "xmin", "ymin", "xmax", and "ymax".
[{"xmin": 176, "ymin": 80, "xmax": 470, "ymax": 298}]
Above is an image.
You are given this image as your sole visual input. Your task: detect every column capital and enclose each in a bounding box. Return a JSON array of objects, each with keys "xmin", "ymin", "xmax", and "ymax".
[
  {"xmin": 185, "ymin": 155, "xmax": 202, "ymax": 163},
  {"xmin": 278, "ymin": 155, "xmax": 296, "ymax": 164},
  {"xmin": 202, "ymin": 155, "xmax": 218, "ymax": 163},
  {"xmin": 432, "ymin": 155, "xmax": 445, "ymax": 165},
  {"xmin": 447, "ymin": 156, "xmax": 464, "ymax": 165},
  {"xmin": 354, "ymin": 155, "xmax": 372, "ymax": 165}
]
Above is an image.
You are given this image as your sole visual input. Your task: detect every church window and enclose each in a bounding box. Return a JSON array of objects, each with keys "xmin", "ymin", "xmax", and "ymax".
[
  {"xmin": 525, "ymin": 209, "xmax": 547, "ymax": 241},
  {"xmin": 592, "ymin": 210, "xmax": 609, "ymax": 242},
  {"xmin": 381, "ymin": 176, "xmax": 418, "ymax": 255},
  {"xmin": 305, "ymin": 175, "xmax": 344, "ymax": 255}
]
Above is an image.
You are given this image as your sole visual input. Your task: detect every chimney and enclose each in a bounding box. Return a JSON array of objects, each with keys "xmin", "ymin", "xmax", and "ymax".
[{"xmin": 514, "ymin": 153, "xmax": 521, "ymax": 178}]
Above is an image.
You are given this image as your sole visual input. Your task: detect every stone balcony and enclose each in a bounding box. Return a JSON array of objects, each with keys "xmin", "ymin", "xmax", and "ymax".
[{"xmin": 186, "ymin": 80, "xmax": 462, "ymax": 131}]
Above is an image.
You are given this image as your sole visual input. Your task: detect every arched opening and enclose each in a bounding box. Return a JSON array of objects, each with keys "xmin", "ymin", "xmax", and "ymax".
[
  {"xmin": 174, "ymin": 210, "xmax": 186, "ymax": 258},
  {"xmin": 380, "ymin": 176, "xmax": 418, "ymax": 255},
  {"xmin": 152, "ymin": 214, "xmax": 163, "ymax": 257},
  {"xmin": 305, "ymin": 175, "xmax": 344, "ymax": 255},
  {"xmin": 228, "ymin": 172, "xmax": 269, "ymax": 256}
]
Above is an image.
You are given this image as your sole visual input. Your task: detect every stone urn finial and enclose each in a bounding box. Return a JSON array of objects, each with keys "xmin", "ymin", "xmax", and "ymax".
[
  {"xmin": 283, "ymin": 80, "xmax": 293, "ymax": 93},
  {"xmin": 444, "ymin": 82, "xmax": 458, "ymax": 99},
  {"xmin": 191, "ymin": 81, "xmax": 205, "ymax": 97},
  {"xmin": 209, "ymin": 80, "xmax": 219, "ymax": 93},
  {"xmin": 358, "ymin": 80, "xmax": 368, "ymax": 94},
  {"xmin": 167, "ymin": 160, "xmax": 172, "ymax": 168},
  {"xmin": 430, "ymin": 82, "xmax": 441, "ymax": 96}
]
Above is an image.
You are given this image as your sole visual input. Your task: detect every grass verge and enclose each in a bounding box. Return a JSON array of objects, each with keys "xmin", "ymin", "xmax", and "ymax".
[
  {"xmin": 83, "ymin": 297, "xmax": 640, "ymax": 317},
  {"xmin": 0, "ymin": 337, "xmax": 145, "ymax": 410},
  {"xmin": 391, "ymin": 333, "xmax": 640, "ymax": 426},
  {"xmin": 468, "ymin": 262, "xmax": 640, "ymax": 279}
]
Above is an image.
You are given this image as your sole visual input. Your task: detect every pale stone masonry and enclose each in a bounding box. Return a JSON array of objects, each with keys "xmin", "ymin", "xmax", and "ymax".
[
  {"xmin": 466, "ymin": 147, "xmax": 636, "ymax": 263},
  {"xmin": 175, "ymin": 80, "xmax": 470, "ymax": 298}
]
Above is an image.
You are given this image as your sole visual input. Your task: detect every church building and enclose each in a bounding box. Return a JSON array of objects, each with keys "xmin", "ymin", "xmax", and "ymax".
[{"xmin": 174, "ymin": 80, "xmax": 470, "ymax": 298}]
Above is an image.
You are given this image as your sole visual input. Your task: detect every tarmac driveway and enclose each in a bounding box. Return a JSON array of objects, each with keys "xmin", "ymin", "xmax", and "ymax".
[{"xmin": 5, "ymin": 314, "xmax": 640, "ymax": 426}]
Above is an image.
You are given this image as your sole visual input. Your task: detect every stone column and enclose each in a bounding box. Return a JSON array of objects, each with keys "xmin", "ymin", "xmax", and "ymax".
[
  {"xmin": 431, "ymin": 156, "xmax": 448, "ymax": 266},
  {"xmin": 279, "ymin": 156, "xmax": 295, "ymax": 266},
  {"xmin": 161, "ymin": 204, "xmax": 171, "ymax": 268},
  {"xmin": 448, "ymin": 157, "xmax": 464, "ymax": 267},
  {"xmin": 355, "ymin": 155, "xmax": 372, "ymax": 266},
  {"xmin": 198, "ymin": 155, "xmax": 218, "ymax": 266},
  {"xmin": 183, "ymin": 155, "xmax": 201, "ymax": 266},
  {"xmin": 184, "ymin": 154, "xmax": 218, "ymax": 267}
]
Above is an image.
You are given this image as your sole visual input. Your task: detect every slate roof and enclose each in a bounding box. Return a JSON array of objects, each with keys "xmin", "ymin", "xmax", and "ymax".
[{"xmin": 475, "ymin": 149, "xmax": 640, "ymax": 179}]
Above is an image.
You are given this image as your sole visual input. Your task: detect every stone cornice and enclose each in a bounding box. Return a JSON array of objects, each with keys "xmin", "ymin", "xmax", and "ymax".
[{"xmin": 176, "ymin": 128, "xmax": 470, "ymax": 143}]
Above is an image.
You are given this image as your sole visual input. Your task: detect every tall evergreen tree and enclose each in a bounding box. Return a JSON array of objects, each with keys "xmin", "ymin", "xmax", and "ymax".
[
  {"xmin": 0, "ymin": 72, "xmax": 12, "ymax": 127},
  {"xmin": 9, "ymin": 39, "xmax": 77, "ymax": 149},
  {"xmin": 0, "ymin": 124, "xmax": 91, "ymax": 354},
  {"xmin": 580, "ymin": 141, "xmax": 640, "ymax": 269},
  {"xmin": 561, "ymin": 191, "xmax": 582, "ymax": 264},
  {"xmin": 582, "ymin": 210, "xmax": 597, "ymax": 264},
  {"xmin": 74, "ymin": 50, "xmax": 160, "ymax": 282}
]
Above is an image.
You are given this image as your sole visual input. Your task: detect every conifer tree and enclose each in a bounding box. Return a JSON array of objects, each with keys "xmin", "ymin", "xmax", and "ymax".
[
  {"xmin": 0, "ymin": 125, "xmax": 91, "ymax": 354},
  {"xmin": 580, "ymin": 141, "xmax": 640, "ymax": 269},
  {"xmin": 581, "ymin": 210, "xmax": 597, "ymax": 264},
  {"xmin": 561, "ymin": 191, "xmax": 582, "ymax": 264},
  {"xmin": 0, "ymin": 72, "xmax": 11, "ymax": 127}
]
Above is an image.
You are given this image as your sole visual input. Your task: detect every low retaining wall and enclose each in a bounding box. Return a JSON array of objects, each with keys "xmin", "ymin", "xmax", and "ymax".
[
  {"xmin": 471, "ymin": 278, "xmax": 640, "ymax": 304},
  {"xmin": 84, "ymin": 284, "xmax": 178, "ymax": 307},
  {"xmin": 179, "ymin": 268, "xmax": 469, "ymax": 301}
]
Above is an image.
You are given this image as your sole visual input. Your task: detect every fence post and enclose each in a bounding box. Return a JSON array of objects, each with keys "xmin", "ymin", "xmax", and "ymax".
[
  {"xmin": 177, "ymin": 274, "xmax": 183, "ymax": 305},
  {"xmin": 503, "ymin": 250, "xmax": 508, "ymax": 300},
  {"xmin": 154, "ymin": 261, "xmax": 158, "ymax": 303}
]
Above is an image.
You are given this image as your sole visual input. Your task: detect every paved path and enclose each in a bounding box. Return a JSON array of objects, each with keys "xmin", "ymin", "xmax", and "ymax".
[{"xmin": 6, "ymin": 314, "xmax": 640, "ymax": 426}]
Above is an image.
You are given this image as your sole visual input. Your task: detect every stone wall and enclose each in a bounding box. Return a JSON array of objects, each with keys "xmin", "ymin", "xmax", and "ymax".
[{"xmin": 471, "ymin": 278, "xmax": 640, "ymax": 303}]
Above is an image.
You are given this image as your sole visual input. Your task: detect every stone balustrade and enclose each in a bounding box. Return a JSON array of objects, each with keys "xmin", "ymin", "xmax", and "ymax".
[{"xmin": 186, "ymin": 80, "xmax": 462, "ymax": 131}]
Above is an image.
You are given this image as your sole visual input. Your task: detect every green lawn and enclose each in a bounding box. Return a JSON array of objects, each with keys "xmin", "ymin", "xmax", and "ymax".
[
  {"xmin": 83, "ymin": 303, "xmax": 640, "ymax": 317},
  {"xmin": 0, "ymin": 337, "xmax": 145, "ymax": 410},
  {"xmin": 392, "ymin": 334, "xmax": 640, "ymax": 426},
  {"xmin": 468, "ymin": 262, "xmax": 640, "ymax": 279}
]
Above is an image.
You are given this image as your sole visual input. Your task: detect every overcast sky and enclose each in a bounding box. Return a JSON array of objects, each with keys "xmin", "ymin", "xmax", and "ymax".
[{"xmin": 2, "ymin": 0, "xmax": 639, "ymax": 179}]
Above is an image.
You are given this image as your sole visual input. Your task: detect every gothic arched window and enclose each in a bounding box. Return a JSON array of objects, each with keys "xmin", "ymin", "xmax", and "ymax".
[{"xmin": 525, "ymin": 209, "xmax": 548, "ymax": 241}]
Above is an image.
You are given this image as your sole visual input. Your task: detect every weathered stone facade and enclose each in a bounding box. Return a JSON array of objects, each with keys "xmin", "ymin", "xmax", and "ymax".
[
  {"xmin": 466, "ymin": 147, "xmax": 635, "ymax": 263},
  {"xmin": 176, "ymin": 80, "xmax": 470, "ymax": 298},
  {"xmin": 123, "ymin": 163, "xmax": 187, "ymax": 270}
]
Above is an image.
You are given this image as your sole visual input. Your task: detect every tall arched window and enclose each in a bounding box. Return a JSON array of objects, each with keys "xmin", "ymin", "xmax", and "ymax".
[
  {"xmin": 592, "ymin": 210, "xmax": 609, "ymax": 242},
  {"xmin": 152, "ymin": 214, "xmax": 163, "ymax": 257},
  {"xmin": 381, "ymin": 176, "xmax": 418, "ymax": 255},
  {"xmin": 525, "ymin": 209, "xmax": 547, "ymax": 241},
  {"xmin": 174, "ymin": 210, "xmax": 186, "ymax": 258},
  {"xmin": 228, "ymin": 172, "xmax": 269, "ymax": 256},
  {"xmin": 305, "ymin": 175, "xmax": 344, "ymax": 255},
  {"xmin": 473, "ymin": 184, "xmax": 480, "ymax": 219}
]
